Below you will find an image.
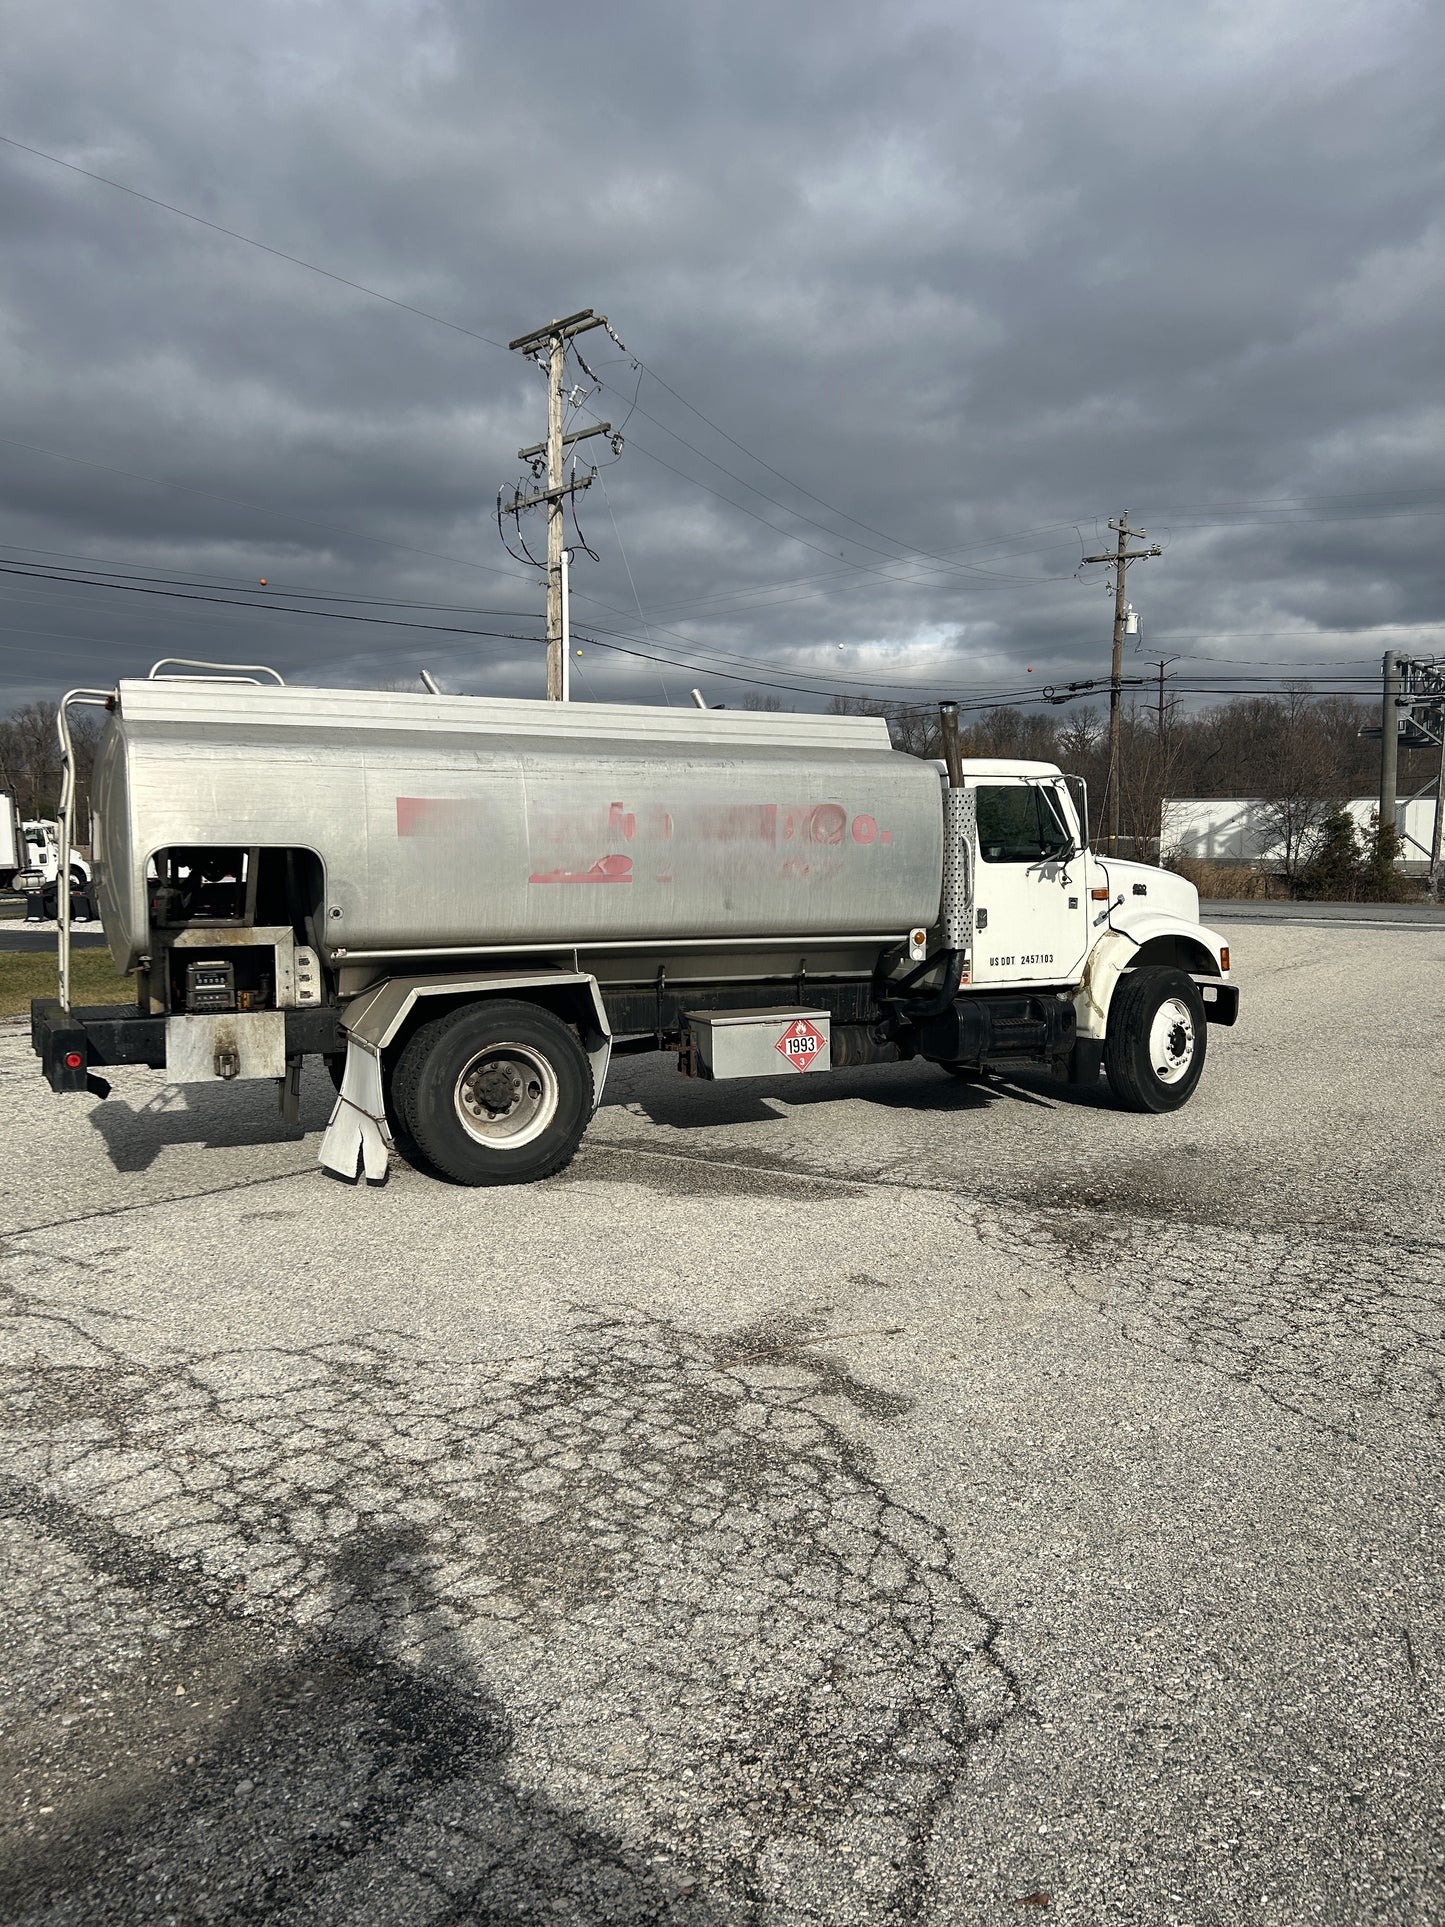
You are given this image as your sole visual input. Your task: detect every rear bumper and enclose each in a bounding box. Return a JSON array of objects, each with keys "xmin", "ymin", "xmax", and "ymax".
[{"xmin": 31, "ymin": 999, "xmax": 342, "ymax": 1092}]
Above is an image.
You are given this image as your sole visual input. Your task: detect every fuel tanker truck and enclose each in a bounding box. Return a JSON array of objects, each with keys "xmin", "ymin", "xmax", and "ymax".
[{"xmin": 31, "ymin": 664, "xmax": 1237, "ymax": 1186}]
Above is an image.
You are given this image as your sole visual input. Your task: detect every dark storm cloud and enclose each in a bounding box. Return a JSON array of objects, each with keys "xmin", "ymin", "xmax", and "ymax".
[{"xmin": 0, "ymin": 0, "xmax": 1441, "ymax": 710}]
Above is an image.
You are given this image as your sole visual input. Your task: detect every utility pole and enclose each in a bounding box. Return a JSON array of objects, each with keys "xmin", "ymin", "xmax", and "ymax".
[
  {"xmin": 505, "ymin": 309, "xmax": 617, "ymax": 700},
  {"xmin": 1153, "ymin": 655, "xmax": 1180, "ymax": 736},
  {"xmin": 1379, "ymin": 649, "xmax": 1401, "ymax": 848},
  {"xmin": 1081, "ymin": 514, "xmax": 1162, "ymax": 853}
]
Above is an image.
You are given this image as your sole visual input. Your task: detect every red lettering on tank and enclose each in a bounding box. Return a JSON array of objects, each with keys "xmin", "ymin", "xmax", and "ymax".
[
  {"xmin": 397, "ymin": 797, "xmax": 488, "ymax": 836},
  {"xmin": 690, "ymin": 803, "xmax": 778, "ymax": 844},
  {"xmin": 851, "ymin": 814, "xmax": 878, "ymax": 844},
  {"xmin": 608, "ymin": 802, "xmax": 637, "ymax": 842},
  {"xmin": 806, "ymin": 804, "xmax": 846, "ymax": 845},
  {"xmin": 528, "ymin": 855, "xmax": 634, "ymax": 884}
]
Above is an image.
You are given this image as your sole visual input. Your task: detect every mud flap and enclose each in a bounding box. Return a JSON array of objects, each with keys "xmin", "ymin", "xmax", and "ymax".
[{"xmin": 318, "ymin": 1037, "xmax": 392, "ymax": 1185}]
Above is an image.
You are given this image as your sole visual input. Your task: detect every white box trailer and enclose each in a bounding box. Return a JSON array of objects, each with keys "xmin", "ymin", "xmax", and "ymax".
[
  {"xmin": 0, "ymin": 792, "xmax": 21, "ymax": 889},
  {"xmin": 33, "ymin": 665, "xmax": 1237, "ymax": 1186}
]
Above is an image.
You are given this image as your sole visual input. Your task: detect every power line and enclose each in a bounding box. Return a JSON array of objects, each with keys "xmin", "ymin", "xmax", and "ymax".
[
  {"xmin": 0, "ymin": 562, "xmax": 545, "ymax": 644},
  {"xmin": 0, "ymin": 430, "xmax": 541, "ymax": 587},
  {"xmin": 0, "ymin": 552, "xmax": 972, "ymax": 705},
  {"xmin": 0, "ymin": 545, "xmax": 543, "ymax": 618},
  {"xmin": 590, "ymin": 376, "xmax": 1066, "ymax": 585},
  {"xmin": 5, "ymin": 555, "xmax": 1394, "ymax": 708},
  {"xmin": 0, "ymin": 547, "xmax": 976, "ymax": 697},
  {"xmin": 10, "ymin": 130, "xmax": 1445, "ymax": 601},
  {"xmin": 0, "ymin": 133, "xmax": 509, "ymax": 349}
]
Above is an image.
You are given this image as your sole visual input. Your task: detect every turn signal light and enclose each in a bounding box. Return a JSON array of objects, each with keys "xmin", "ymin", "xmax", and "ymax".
[
  {"xmin": 1090, "ymin": 886, "xmax": 1109, "ymax": 901},
  {"xmin": 1220, "ymin": 946, "xmax": 1230, "ymax": 972}
]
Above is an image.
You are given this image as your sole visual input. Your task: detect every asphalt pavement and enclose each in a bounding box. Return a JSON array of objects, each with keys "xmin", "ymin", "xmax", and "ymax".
[
  {"xmin": 1, "ymin": 920, "xmax": 1442, "ymax": 1924},
  {"xmin": 0, "ymin": 926, "xmax": 107, "ymax": 951}
]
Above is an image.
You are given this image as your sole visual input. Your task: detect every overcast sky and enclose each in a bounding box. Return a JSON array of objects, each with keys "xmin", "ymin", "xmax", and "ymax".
[{"xmin": 0, "ymin": 0, "xmax": 1441, "ymax": 717}]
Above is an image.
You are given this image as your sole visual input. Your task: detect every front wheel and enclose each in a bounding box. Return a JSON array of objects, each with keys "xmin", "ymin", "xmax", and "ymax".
[
  {"xmin": 1104, "ymin": 966, "xmax": 1207, "ymax": 1113},
  {"xmin": 390, "ymin": 999, "xmax": 593, "ymax": 1186}
]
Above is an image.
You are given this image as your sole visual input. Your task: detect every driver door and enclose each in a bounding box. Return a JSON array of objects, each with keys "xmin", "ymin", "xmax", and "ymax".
[{"xmin": 969, "ymin": 779, "xmax": 1089, "ymax": 987}]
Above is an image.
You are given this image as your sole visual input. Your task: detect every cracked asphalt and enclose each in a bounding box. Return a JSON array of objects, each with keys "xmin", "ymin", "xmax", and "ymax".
[{"xmin": 2, "ymin": 921, "xmax": 1442, "ymax": 1924}]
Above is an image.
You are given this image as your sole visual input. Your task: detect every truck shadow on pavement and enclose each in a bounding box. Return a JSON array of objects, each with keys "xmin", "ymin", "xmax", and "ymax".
[
  {"xmin": 0, "ymin": 1299, "xmax": 1024, "ymax": 1925},
  {"xmin": 84, "ymin": 1075, "xmax": 335, "ymax": 1174},
  {"xmin": 0, "ymin": 1509, "xmax": 719, "ymax": 1926},
  {"xmin": 603, "ymin": 1055, "xmax": 1097, "ymax": 1130}
]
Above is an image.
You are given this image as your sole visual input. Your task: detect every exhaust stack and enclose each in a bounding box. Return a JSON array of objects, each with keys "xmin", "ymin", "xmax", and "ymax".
[{"xmin": 937, "ymin": 702, "xmax": 974, "ymax": 960}]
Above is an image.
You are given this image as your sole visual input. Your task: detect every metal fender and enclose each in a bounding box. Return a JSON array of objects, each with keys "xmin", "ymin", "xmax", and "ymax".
[
  {"xmin": 338, "ymin": 967, "xmax": 613, "ymax": 1105},
  {"xmin": 1073, "ymin": 915, "xmax": 1230, "ymax": 1040}
]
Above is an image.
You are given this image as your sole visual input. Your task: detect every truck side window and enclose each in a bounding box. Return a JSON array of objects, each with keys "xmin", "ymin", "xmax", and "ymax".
[{"xmin": 976, "ymin": 784, "xmax": 1074, "ymax": 864}]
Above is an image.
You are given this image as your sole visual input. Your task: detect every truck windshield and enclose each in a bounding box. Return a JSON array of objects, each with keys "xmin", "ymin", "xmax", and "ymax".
[{"xmin": 976, "ymin": 784, "xmax": 1074, "ymax": 864}]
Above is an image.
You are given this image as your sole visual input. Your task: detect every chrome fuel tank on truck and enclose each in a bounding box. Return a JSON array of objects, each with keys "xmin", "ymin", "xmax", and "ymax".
[{"xmin": 92, "ymin": 682, "xmax": 946, "ymax": 971}]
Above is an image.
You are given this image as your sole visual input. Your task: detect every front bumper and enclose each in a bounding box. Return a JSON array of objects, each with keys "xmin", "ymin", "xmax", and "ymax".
[{"xmin": 1193, "ymin": 978, "xmax": 1240, "ymax": 1026}]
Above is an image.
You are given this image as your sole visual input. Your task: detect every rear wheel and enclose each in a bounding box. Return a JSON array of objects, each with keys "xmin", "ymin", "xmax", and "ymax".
[
  {"xmin": 1104, "ymin": 966, "xmax": 1206, "ymax": 1113},
  {"xmin": 391, "ymin": 1000, "xmax": 592, "ymax": 1186}
]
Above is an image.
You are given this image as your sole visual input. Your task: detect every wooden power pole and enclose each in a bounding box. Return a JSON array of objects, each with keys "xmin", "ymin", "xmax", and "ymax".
[
  {"xmin": 505, "ymin": 309, "xmax": 615, "ymax": 700},
  {"xmin": 1081, "ymin": 514, "xmax": 1162, "ymax": 853}
]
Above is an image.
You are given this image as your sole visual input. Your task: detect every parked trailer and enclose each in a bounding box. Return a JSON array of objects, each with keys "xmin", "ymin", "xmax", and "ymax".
[{"xmin": 32, "ymin": 667, "xmax": 1238, "ymax": 1186}]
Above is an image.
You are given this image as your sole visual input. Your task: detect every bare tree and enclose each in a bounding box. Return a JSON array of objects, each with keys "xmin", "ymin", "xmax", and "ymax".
[
  {"xmin": 1253, "ymin": 686, "xmax": 1338, "ymax": 878},
  {"xmin": 827, "ymin": 693, "xmax": 938, "ymax": 759}
]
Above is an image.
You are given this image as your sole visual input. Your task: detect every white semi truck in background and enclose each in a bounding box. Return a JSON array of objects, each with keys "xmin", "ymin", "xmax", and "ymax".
[
  {"xmin": 32, "ymin": 665, "xmax": 1237, "ymax": 1186},
  {"xmin": 1, "ymin": 796, "xmax": 93, "ymax": 894}
]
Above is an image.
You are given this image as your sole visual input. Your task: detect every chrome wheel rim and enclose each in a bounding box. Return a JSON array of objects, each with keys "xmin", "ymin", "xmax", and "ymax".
[
  {"xmin": 454, "ymin": 1044, "xmax": 559, "ymax": 1148},
  {"xmin": 1148, "ymin": 997, "xmax": 1196, "ymax": 1085}
]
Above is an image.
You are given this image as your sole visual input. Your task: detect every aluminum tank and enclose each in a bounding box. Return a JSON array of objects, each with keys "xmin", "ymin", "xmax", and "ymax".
[{"xmin": 92, "ymin": 681, "xmax": 946, "ymax": 971}]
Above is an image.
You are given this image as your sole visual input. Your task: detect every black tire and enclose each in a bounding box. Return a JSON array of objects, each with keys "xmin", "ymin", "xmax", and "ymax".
[
  {"xmin": 391, "ymin": 999, "xmax": 592, "ymax": 1187},
  {"xmin": 1104, "ymin": 966, "xmax": 1207, "ymax": 1113}
]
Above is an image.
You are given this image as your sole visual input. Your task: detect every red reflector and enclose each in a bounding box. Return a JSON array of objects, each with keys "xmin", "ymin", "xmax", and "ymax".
[{"xmin": 64, "ymin": 1051, "xmax": 83, "ymax": 1069}]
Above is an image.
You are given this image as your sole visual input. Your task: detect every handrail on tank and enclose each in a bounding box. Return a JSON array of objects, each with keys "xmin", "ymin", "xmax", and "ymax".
[
  {"xmin": 55, "ymin": 689, "xmax": 114, "ymax": 1014},
  {"xmin": 147, "ymin": 658, "xmax": 286, "ymax": 684}
]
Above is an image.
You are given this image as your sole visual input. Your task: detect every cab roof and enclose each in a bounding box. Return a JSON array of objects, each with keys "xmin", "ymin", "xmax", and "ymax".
[{"xmin": 927, "ymin": 757, "xmax": 1064, "ymax": 779}]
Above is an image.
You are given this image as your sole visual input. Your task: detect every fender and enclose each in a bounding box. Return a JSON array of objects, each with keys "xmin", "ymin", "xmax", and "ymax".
[
  {"xmin": 319, "ymin": 966, "xmax": 613, "ymax": 1184},
  {"xmin": 1073, "ymin": 914, "xmax": 1231, "ymax": 1041}
]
